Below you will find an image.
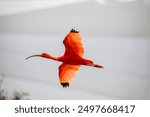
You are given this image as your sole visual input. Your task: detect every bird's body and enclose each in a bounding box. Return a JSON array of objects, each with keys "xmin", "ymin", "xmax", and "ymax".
[{"xmin": 26, "ymin": 29, "xmax": 103, "ymax": 87}]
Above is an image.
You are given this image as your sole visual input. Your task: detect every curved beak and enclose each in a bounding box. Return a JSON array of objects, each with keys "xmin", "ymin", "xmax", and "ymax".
[{"xmin": 25, "ymin": 54, "xmax": 42, "ymax": 60}]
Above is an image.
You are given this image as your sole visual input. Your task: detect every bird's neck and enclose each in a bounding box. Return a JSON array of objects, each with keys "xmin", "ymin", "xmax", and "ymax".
[{"xmin": 42, "ymin": 53, "xmax": 58, "ymax": 61}]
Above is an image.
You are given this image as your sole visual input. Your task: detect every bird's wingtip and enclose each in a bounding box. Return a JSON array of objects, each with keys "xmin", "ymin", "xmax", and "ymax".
[
  {"xmin": 61, "ymin": 83, "xmax": 69, "ymax": 88},
  {"xmin": 70, "ymin": 29, "xmax": 79, "ymax": 33}
]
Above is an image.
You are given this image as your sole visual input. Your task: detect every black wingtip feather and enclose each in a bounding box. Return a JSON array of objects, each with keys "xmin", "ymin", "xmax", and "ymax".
[
  {"xmin": 70, "ymin": 29, "xmax": 79, "ymax": 33},
  {"xmin": 61, "ymin": 83, "xmax": 69, "ymax": 88}
]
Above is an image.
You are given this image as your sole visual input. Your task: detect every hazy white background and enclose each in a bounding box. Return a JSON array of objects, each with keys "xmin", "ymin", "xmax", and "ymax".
[{"xmin": 0, "ymin": 0, "xmax": 150, "ymax": 99}]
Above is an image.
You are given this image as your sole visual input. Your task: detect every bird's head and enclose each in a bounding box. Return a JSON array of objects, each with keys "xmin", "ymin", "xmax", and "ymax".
[{"xmin": 25, "ymin": 53, "xmax": 50, "ymax": 60}]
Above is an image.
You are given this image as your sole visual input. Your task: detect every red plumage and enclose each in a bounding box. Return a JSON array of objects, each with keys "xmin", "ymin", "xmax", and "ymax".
[{"xmin": 26, "ymin": 29, "xmax": 103, "ymax": 87}]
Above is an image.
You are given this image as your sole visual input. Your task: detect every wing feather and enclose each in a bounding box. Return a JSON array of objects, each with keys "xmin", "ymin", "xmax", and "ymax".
[
  {"xmin": 63, "ymin": 32, "xmax": 84, "ymax": 57},
  {"xmin": 59, "ymin": 63, "xmax": 80, "ymax": 86}
]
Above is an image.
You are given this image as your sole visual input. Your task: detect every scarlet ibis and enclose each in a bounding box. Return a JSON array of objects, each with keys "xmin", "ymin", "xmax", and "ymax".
[{"xmin": 26, "ymin": 29, "xmax": 103, "ymax": 87}]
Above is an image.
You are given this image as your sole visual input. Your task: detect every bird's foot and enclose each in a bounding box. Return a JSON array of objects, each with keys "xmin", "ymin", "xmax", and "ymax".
[{"xmin": 61, "ymin": 83, "xmax": 69, "ymax": 88}]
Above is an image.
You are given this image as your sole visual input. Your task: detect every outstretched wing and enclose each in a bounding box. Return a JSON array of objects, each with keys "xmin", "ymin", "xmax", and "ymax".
[
  {"xmin": 59, "ymin": 63, "xmax": 80, "ymax": 87},
  {"xmin": 63, "ymin": 29, "xmax": 84, "ymax": 57}
]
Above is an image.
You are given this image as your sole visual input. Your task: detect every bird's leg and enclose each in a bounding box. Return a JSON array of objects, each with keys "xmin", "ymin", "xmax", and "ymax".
[
  {"xmin": 83, "ymin": 59, "xmax": 103, "ymax": 68},
  {"xmin": 93, "ymin": 64, "xmax": 104, "ymax": 68}
]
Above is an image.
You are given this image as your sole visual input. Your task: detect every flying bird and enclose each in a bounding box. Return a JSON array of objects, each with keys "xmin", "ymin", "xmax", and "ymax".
[{"xmin": 26, "ymin": 29, "xmax": 103, "ymax": 87}]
